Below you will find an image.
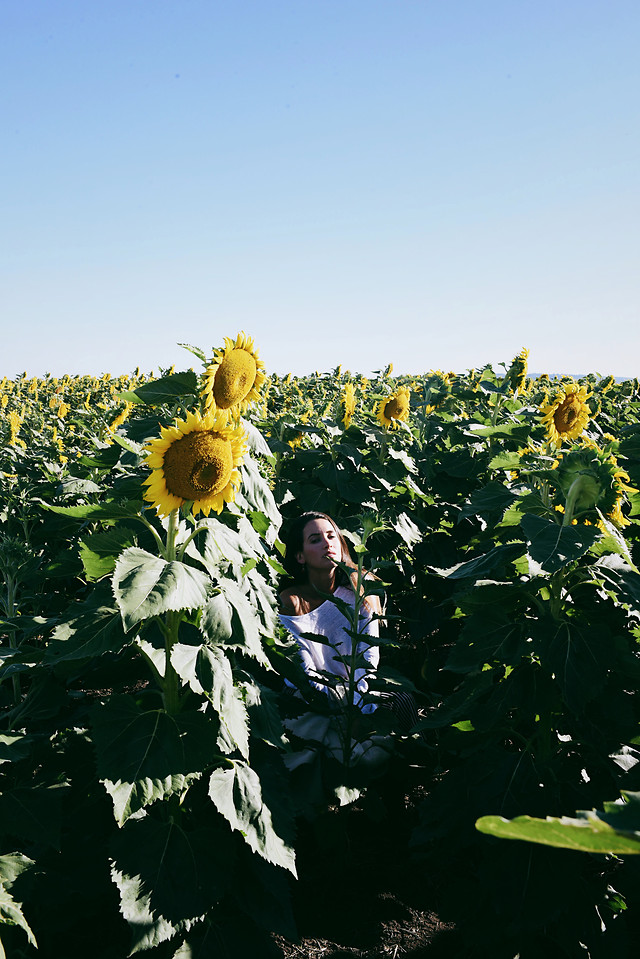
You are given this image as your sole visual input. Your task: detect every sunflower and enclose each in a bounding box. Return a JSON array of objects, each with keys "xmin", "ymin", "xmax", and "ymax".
[
  {"xmin": 376, "ymin": 386, "xmax": 411, "ymax": 429},
  {"xmin": 506, "ymin": 347, "xmax": 529, "ymax": 396},
  {"xmin": 201, "ymin": 332, "xmax": 266, "ymax": 417},
  {"xmin": 143, "ymin": 409, "xmax": 247, "ymax": 517},
  {"xmin": 340, "ymin": 382, "xmax": 356, "ymax": 429},
  {"xmin": 598, "ymin": 374, "xmax": 615, "ymax": 394},
  {"xmin": 540, "ymin": 382, "xmax": 592, "ymax": 446},
  {"xmin": 555, "ymin": 443, "xmax": 636, "ymax": 526}
]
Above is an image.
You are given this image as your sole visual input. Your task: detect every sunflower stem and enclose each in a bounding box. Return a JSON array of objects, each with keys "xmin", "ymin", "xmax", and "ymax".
[
  {"xmin": 162, "ymin": 611, "xmax": 182, "ymax": 715},
  {"xmin": 135, "ymin": 513, "xmax": 167, "ymax": 557},
  {"xmin": 491, "ymin": 393, "xmax": 504, "ymax": 427},
  {"xmin": 177, "ymin": 523, "xmax": 209, "ymax": 561},
  {"xmin": 562, "ymin": 478, "xmax": 581, "ymax": 527},
  {"xmin": 162, "ymin": 510, "xmax": 182, "ymax": 714},
  {"xmin": 5, "ymin": 573, "xmax": 21, "ymax": 704}
]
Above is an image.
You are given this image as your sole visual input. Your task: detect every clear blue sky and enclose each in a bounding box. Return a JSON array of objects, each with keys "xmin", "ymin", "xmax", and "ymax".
[{"xmin": 3, "ymin": 0, "xmax": 639, "ymax": 379}]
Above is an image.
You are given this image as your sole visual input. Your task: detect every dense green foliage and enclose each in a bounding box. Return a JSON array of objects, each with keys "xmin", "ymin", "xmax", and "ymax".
[{"xmin": 2, "ymin": 354, "xmax": 640, "ymax": 957}]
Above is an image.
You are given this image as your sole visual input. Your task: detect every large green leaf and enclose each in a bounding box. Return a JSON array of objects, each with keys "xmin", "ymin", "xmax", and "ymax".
[
  {"xmin": 448, "ymin": 608, "xmax": 526, "ymax": 673},
  {"xmin": 109, "ymin": 863, "xmax": 181, "ymax": 955},
  {"xmin": 393, "ymin": 512, "xmax": 422, "ymax": 547},
  {"xmin": 489, "ymin": 451, "xmax": 524, "ymax": 471},
  {"xmin": 200, "ymin": 591, "xmax": 234, "ymax": 643},
  {"xmin": 79, "ymin": 528, "xmax": 136, "ymax": 581},
  {"xmin": 521, "ymin": 514, "xmax": 599, "ymax": 574},
  {"xmin": 171, "ymin": 643, "xmax": 250, "ymax": 758},
  {"xmin": 432, "ymin": 542, "xmax": 525, "ymax": 581},
  {"xmin": 92, "ymin": 696, "xmax": 221, "ymax": 825},
  {"xmin": 45, "ymin": 585, "xmax": 128, "ymax": 663},
  {"xmin": 42, "ymin": 499, "xmax": 143, "ymax": 520},
  {"xmin": 469, "ymin": 423, "xmax": 532, "ymax": 441},
  {"xmin": 476, "ymin": 792, "xmax": 640, "ymax": 854},
  {"xmin": 208, "ymin": 761, "xmax": 296, "ymax": 875},
  {"xmin": 238, "ymin": 456, "xmax": 281, "ymax": 530},
  {"xmin": 217, "ymin": 579, "xmax": 270, "ymax": 665},
  {"xmin": 593, "ymin": 555, "xmax": 640, "ymax": 608},
  {"xmin": 539, "ymin": 619, "xmax": 610, "ymax": 712},
  {"xmin": 112, "ymin": 547, "xmax": 214, "ymax": 632},
  {"xmin": 0, "ymin": 734, "xmax": 36, "ymax": 765},
  {"xmin": 128, "ymin": 370, "xmax": 199, "ymax": 405},
  {"xmin": 185, "ymin": 519, "xmax": 247, "ymax": 576},
  {"xmin": 111, "ymin": 815, "xmax": 232, "ymax": 930},
  {"xmin": 0, "ymin": 783, "xmax": 69, "ymax": 849},
  {"xmin": 0, "ymin": 854, "xmax": 37, "ymax": 949},
  {"xmin": 461, "ymin": 480, "xmax": 518, "ymax": 522}
]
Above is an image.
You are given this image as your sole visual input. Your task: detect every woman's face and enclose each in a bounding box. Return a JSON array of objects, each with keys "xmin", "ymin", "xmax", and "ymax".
[{"xmin": 296, "ymin": 518, "xmax": 342, "ymax": 573}]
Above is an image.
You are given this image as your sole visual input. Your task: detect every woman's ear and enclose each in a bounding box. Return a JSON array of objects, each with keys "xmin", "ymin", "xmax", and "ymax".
[{"xmin": 296, "ymin": 551, "xmax": 305, "ymax": 566}]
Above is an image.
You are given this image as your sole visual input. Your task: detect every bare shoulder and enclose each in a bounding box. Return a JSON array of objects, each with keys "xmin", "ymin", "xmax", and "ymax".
[
  {"xmin": 279, "ymin": 586, "xmax": 302, "ymax": 616},
  {"xmin": 279, "ymin": 585, "xmax": 322, "ymax": 616}
]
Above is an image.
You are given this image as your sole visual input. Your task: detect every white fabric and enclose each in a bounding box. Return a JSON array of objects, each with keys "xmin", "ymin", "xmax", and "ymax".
[{"xmin": 278, "ymin": 585, "xmax": 380, "ymax": 710}]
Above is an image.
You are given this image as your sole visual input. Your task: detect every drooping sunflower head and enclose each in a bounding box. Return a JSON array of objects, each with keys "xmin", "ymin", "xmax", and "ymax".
[
  {"xmin": 376, "ymin": 386, "xmax": 411, "ymax": 430},
  {"xmin": 201, "ymin": 332, "xmax": 266, "ymax": 417},
  {"xmin": 598, "ymin": 374, "xmax": 615, "ymax": 394},
  {"xmin": 540, "ymin": 382, "xmax": 592, "ymax": 447},
  {"xmin": 340, "ymin": 382, "xmax": 357, "ymax": 429},
  {"xmin": 555, "ymin": 442, "xmax": 637, "ymax": 525},
  {"xmin": 143, "ymin": 409, "xmax": 248, "ymax": 517},
  {"xmin": 506, "ymin": 347, "xmax": 530, "ymax": 396}
]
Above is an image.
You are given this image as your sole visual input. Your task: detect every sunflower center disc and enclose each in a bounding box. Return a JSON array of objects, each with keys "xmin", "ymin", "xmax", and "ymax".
[
  {"xmin": 213, "ymin": 350, "xmax": 257, "ymax": 410},
  {"xmin": 163, "ymin": 431, "xmax": 233, "ymax": 499},
  {"xmin": 554, "ymin": 396, "xmax": 580, "ymax": 433}
]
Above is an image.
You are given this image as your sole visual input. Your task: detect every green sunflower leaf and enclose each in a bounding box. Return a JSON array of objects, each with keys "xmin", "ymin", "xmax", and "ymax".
[
  {"xmin": 171, "ymin": 643, "xmax": 250, "ymax": 758},
  {"xmin": 521, "ymin": 514, "xmax": 599, "ymax": 573},
  {"xmin": 0, "ymin": 783, "xmax": 69, "ymax": 851},
  {"xmin": 208, "ymin": 761, "xmax": 297, "ymax": 875},
  {"xmin": 79, "ymin": 528, "xmax": 136, "ymax": 581},
  {"xmin": 536, "ymin": 618, "xmax": 610, "ymax": 712},
  {"xmin": 46, "ymin": 587, "xmax": 127, "ymax": 664},
  {"xmin": 431, "ymin": 542, "xmax": 525, "ymax": 581},
  {"xmin": 41, "ymin": 500, "xmax": 144, "ymax": 520},
  {"xmin": 92, "ymin": 696, "xmax": 220, "ymax": 825},
  {"xmin": 127, "ymin": 371, "xmax": 199, "ymax": 405},
  {"xmin": 476, "ymin": 803, "xmax": 640, "ymax": 855},
  {"xmin": 0, "ymin": 853, "xmax": 37, "ymax": 949},
  {"xmin": 110, "ymin": 815, "xmax": 232, "ymax": 930},
  {"xmin": 112, "ymin": 547, "xmax": 214, "ymax": 632}
]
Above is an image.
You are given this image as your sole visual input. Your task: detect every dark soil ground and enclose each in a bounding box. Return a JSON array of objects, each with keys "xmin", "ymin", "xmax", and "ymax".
[{"xmin": 272, "ymin": 766, "xmax": 463, "ymax": 959}]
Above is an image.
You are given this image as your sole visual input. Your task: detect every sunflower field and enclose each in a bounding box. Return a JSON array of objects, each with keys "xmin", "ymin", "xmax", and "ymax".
[{"xmin": 2, "ymin": 338, "xmax": 640, "ymax": 958}]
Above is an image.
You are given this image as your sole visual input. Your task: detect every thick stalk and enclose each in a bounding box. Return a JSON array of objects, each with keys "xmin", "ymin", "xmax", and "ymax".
[
  {"xmin": 562, "ymin": 477, "xmax": 582, "ymax": 527},
  {"xmin": 342, "ymin": 552, "xmax": 366, "ymax": 769},
  {"xmin": 6, "ymin": 574, "xmax": 21, "ymax": 703},
  {"xmin": 161, "ymin": 510, "xmax": 182, "ymax": 715},
  {"xmin": 491, "ymin": 393, "xmax": 504, "ymax": 427},
  {"xmin": 547, "ymin": 569, "xmax": 565, "ymax": 621}
]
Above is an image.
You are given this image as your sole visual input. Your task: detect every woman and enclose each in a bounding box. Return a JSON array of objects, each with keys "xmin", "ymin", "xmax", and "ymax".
[{"xmin": 279, "ymin": 511, "xmax": 383, "ymax": 712}]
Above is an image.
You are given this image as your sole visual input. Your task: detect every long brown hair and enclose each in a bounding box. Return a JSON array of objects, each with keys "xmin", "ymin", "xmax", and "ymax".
[
  {"xmin": 280, "ymin": 511, "xmax": 380, "ymax": 612},
  {"xmin": 280, "ymin": 511, "xmax": 355, "ymax": 585}
]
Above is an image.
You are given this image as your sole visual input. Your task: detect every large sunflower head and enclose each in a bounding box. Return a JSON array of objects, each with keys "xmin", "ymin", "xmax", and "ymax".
[
  {"xmin": 376, "ymin": 386, "xmax": 411, "ymax": 429},
  {"xmin": 143, "ymin": 409, "xmax": 248, "ymax": 517},
  {"xmin": 340, "ymin": 382, "xmax": 356, "ymax": 429},
  {"xmin": 201, "ymin": 332, "xmax": 266, "ymax": 417},
  {"xmin": 540, "ymin": 382, "xmax": 592, "ymax": 447}
]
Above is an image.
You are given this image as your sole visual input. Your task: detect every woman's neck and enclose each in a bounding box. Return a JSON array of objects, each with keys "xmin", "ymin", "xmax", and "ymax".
[{"xmin": 306, "ymin": 567, "xmax": 336, "ymax": 596}]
